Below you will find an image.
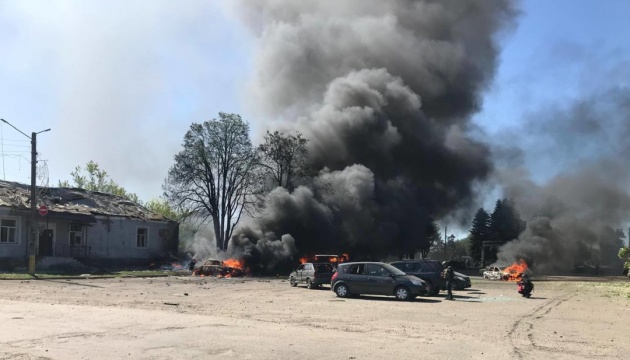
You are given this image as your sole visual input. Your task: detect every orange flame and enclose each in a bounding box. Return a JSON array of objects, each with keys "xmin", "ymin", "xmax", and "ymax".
[
  {"xmin": 299, "ymin": 257, "xmax": 309, "ymax": 264},
  {"xmin": 223, "ymin": 258, "xmax": 244, "ymax": 270},
  {"xmin": 502, "ymin": 260, "xmax": 528, "ymax": 281}
]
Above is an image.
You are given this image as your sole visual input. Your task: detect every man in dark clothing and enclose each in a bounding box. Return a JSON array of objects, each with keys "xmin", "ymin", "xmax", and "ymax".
[{"xmin": 444, "ymin": 265, "xmax": 455, "ymax": 300}]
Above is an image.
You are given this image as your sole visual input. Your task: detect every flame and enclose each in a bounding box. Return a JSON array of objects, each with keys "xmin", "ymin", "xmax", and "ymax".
[
  {"xmin": 502, "ymin": 260, "xmax": 528, "ymax": 281},
  {"xmin": 223, "ymin": 258, "xmax": 244, "ymax": 269},
  {"xmin": 299, "ymin": 257, "xmax": 309, "ymax": 264}
]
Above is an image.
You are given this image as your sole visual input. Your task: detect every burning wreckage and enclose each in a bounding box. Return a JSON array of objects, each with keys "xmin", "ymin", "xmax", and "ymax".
[
  {"xmin": 191, "ymin": 258, "xmax": 247, "ymax": 278},
  {"xmin": 483, "ymin": 260, "xmax": 530, "ymax": 281}
]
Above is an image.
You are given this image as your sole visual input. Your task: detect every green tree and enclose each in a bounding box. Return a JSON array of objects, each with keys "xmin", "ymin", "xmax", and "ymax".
[
  {"xmin": 420, "ymin": 219, "xmax": 442, "ymax": 259},
  {"xmin": 145, "ymin": 198, "xmax": 185, "ymax": 221},
  {"xmin": 58, "ymin": 160, "xmax": 140, "ymax": 203},
  {"xmin": 619, "ymin": 247, "xmax": 630, "ymax": 275},
  {"xmin": 258, "ymin": 130, "xmax": 311, "ymax": 192},
  {"xmin": 164, "ymin": 113, "xmax": 259, "ymax": 251},
  {"xmin": 469, "ymin": 208, "xmax": 490, "ymax": 264},
  {"xmin": 487, "ymin": 199, "xmax": 526, "ymax": 264},
  {"xmin": 598, "ymin": 227, "xmax": 625, "ymax": 266}
]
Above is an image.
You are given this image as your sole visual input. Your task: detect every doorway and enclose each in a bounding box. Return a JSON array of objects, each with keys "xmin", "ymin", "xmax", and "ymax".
[{"xmin": 37, "ymin": 223, "xmax": 56, "ymax": 257}]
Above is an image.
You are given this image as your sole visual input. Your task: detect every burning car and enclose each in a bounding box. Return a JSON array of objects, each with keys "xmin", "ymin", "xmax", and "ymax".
[
  {"xmin": 482, "ymin": 266, "xmax": 506, "ymax": 280},
  {"xmin": 193, "ymin": 259, "xmax": 246, "ymax": 278},
  {"xmin": 483, "ymin": 260, "xmax": 529, "ymax": 281}
]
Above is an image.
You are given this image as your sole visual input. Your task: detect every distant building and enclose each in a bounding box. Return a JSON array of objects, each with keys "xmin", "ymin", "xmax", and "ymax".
[{"xmin": 0, "ymin": 180, "xmax": 179, "ymax": 270}]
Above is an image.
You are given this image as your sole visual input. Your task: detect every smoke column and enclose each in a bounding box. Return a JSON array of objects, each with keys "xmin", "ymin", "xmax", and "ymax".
[
  {"xmin": 233, "ymin": 0, "xmax": 517, "ymax": 264},
  {"xmin": 495, "ymin": 88, "xmax": 630, "ymax": 272}
]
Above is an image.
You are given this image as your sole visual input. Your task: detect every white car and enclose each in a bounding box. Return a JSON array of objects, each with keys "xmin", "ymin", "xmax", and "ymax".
[{"xmin": 483, "ymin": 266, "xmax": 506, "ymax": 280}]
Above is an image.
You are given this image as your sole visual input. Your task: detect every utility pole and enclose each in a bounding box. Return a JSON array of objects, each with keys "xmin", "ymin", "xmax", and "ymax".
[
  {"xmin": 0, "ymin": 119, "xmax": 50, "ymax": 275},
  {"xmin": 28, "ymin": 132, "xmax": 37, "ymax": 275},
  {"xmin": 444, "ymin": 226, "xmax": 447, "ymax": 260}
]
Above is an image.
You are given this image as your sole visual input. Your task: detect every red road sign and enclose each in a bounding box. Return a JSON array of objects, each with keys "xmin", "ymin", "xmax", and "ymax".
[{"xmin": 39, "ymin": 205, "xmax": 48, "ymax": 216}]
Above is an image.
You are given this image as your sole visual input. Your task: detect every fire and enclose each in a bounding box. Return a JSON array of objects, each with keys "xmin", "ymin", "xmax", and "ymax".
[
  {"xmin": 222, "ymin": 258, "xmax": 244, "ymax": 270},
  {"xmin": 299, "ymin": 257, "xmax": 309, "ymax": 264},
  {"xmin": 502, "ymin": 259, "xmax": 529, "ymax": 281}
]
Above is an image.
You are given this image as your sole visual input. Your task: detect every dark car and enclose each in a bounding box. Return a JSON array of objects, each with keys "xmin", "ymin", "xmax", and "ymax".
[
  {"xmin": 290, "ymin": 262, "xmax": 335, "ymax": 289},
  {"xmin": 193, "ymin": 259, "xmax": 245, "ymax": 277},
  {"xmin": 330, "ymin": 262, "xmax": 427, "ymax": 301},
  {"xmin": 391, "ymin": 260, "xmax": 472, "ymax": 293},
  {"xmin": 390, "ymin": 259, "xmax": 445, "ymax": 296}
]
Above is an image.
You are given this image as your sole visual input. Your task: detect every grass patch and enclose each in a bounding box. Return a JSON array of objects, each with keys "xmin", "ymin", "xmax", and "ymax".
[{"xmin": 592, "ymin": 281, "xmax": 630, "ymax": 299}]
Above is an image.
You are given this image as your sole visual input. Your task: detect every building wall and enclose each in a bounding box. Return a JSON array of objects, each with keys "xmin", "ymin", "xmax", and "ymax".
[
  {"xmin": 0, "ymin": 208, "xmax": 27, "ymax": 267},
  {"xmin": 0, "ymin": 208, "xmax": 179, "ymax": 269},
  {"xmin": 87, "ymin": 217, "xmax": 178, "ymax": 262}
]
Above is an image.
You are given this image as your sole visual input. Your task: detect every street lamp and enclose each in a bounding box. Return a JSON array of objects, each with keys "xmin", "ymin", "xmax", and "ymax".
[{"xmin": 0, "ymin": 119, "xmax": 51, "ymax": 275}]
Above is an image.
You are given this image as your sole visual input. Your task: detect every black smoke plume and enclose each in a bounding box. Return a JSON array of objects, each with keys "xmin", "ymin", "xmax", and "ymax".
[
  {"xmin": 232, "ymin": 0, "xmax": 517, "ymax": 266},
  {"xmin": 495, "ymin": 87, "xmax": 630, "ymax": 272}
]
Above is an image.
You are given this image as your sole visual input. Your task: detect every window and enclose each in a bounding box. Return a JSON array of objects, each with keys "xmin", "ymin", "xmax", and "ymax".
[
  {"xmin": 137, "ymin": 228, "xmax": 148, "ymax": 248},
  {"xmin": 69, "ymin": 223, "xmax": 83, "ymax": 245},
  {"xmin": 0, "ymin": 219, "xmax": 17, "ymax": 244},
  {"xmin": 366, "ymin": 264, "xmax": 390, "ymax": 277},
  {"xmin": 348, "ymin": 264, "xmax": 365, "ymax": 275}
]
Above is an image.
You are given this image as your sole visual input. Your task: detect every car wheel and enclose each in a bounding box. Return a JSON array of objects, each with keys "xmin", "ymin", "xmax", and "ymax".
[
  {"xmin": 334, "ymin": 283, "xmax": 350, "ymax": 298},
  {"xmin": 306, "ymin": 278, "xmax": 314, "ymax": 289},
  {"xmin": 290, "ymin": 277, "xmax": 297, "ymax": 287},
  {"xmin": 395, "ymin": 286, "xmax": 411, "ymax": 301}
]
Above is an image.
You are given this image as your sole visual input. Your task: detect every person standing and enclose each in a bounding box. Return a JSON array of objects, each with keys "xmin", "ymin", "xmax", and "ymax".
[{"xmin": 444, "ymin": 265, "xmax": 455, "ymax": 300}]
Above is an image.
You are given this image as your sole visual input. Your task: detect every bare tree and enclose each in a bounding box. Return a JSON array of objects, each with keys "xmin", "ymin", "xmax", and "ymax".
[
  {"xmin": 164, "ymin": 113, "xmax": 259, "ymax": 251},
  {"xmin": 258, "ymin": 130, "xmax": 311, "ymax": 192}
]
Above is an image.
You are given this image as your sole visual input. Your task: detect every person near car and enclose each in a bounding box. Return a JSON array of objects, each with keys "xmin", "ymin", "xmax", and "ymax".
[{"xmin": 444, "ymin": 265, "xmax": 455, "ymax": 300}]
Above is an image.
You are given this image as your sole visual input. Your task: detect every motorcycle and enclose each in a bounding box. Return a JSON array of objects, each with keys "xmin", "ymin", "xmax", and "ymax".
[{"xmin": 517, "ymin": 275, "xmax": 534, "ymax": 298}]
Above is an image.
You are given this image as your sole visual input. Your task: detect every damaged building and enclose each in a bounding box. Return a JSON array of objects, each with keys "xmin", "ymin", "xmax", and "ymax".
[{"xmin": 0, "ymin": 180, "xmax": 179, "ymax": 270}]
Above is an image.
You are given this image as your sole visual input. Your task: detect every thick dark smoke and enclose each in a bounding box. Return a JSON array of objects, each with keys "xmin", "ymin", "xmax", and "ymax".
[
  {"xmin": 495, "ymin": 87, "xmax": 630, "ymax": 272},
  {"xmin": 231, "ymin": 0, "xmax": 517, "ymax": 265}
]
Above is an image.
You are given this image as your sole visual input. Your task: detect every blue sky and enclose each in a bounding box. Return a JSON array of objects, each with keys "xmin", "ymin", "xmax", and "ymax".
[{"xmin": 1, "ymin": 0, "xmax": 629, "ymax": 206}]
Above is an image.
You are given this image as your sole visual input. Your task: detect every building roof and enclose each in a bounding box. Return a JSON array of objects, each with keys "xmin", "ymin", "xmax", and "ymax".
[{"xmin": 0, "ymin": 180, "xmax": 176, "ymax": 223}]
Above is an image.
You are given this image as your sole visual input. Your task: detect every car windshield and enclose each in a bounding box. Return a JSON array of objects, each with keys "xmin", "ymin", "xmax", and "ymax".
[{"xmin": 381, "ymin": 263, "xmax": 406, "ymax": 276}]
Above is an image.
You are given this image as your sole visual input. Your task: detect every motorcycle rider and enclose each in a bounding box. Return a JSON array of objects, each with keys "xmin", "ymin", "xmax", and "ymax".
[{"xmin": 517, "ymin": 274, "xmax": 534, "ymax": 298}]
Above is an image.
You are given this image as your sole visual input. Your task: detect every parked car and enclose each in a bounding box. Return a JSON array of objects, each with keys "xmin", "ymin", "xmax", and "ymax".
[
  {"xmin": 289, "ymin": 262, "xmax": 335, "ymax": 289},
  {"xmin": 330, "ymin": 262, "xmax": 428, "ymax": 301},
  {"xmin": 389, "ymin": 259, "xmax": 445, "ymax": 296},
  {"xmin": 390, "ymin": 259, "xmax": 470, "ymax": 293}
]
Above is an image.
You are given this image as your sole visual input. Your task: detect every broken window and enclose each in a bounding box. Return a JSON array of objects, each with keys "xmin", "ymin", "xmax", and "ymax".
[
  {"xmin": 137, "ymin": 228, "xmax": 148, "ymax": 248},
  {"xmin": 0, "ymin": 219, "xmax": 17, "ymax": 243},
  {"xmin": 69, "ymin": 223, "xmax": 84, "ymax": 246}
]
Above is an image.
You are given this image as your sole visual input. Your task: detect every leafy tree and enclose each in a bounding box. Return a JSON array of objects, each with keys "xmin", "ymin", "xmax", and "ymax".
[
  {"xmin": 619, "ymin": 247, "xmax": 630, "ymax": 274},
  {"xmin": 164, "ymin": 113, "xmax": 259, "ymax": 251},
  {"xmin": 469, "ymin": 208, "xmax": 490, "ymax": 264},
  {"xmin": 258, "ymin": 130, "xmax": 311, "ymax": 192},
  {"xmin": 420, "ymin": 219, "xmax": 441, "ymax": 259},
  {"xmin": 58, "ymin": 160, "xmax": 140, "ymax": 203},
  {"xmin": 598, "ymin": 227, "xmax": 625, "ymax": 266},
  {"xmin": 145, "ymin": 198, "xmax": 185, "ymax": 221},
  {"xmin": 450, "ymin": 237, "xmax": 471, "ymax": 260}
]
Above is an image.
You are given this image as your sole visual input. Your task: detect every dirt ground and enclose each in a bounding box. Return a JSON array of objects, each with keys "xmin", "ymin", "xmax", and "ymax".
[{"xmin": 0, "ymin": 275, "xmax": 628, "ymax": 360}]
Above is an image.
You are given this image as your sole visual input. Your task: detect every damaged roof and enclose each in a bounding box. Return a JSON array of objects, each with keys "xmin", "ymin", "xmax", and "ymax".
[{"xmin": 0, "ymin": 180, "xmax": 176, "ymax": 223}]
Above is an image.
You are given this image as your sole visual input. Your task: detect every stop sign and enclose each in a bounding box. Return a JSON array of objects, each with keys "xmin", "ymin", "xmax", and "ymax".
[{"xmin": 39, "ymin": 205, "xmax": 48, "ymax": 216}]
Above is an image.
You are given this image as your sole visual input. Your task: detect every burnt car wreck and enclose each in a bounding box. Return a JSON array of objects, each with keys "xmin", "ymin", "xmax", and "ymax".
[{"xmin": 192, "ymin": 259, "xmax": 246, "ymax": 278}]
